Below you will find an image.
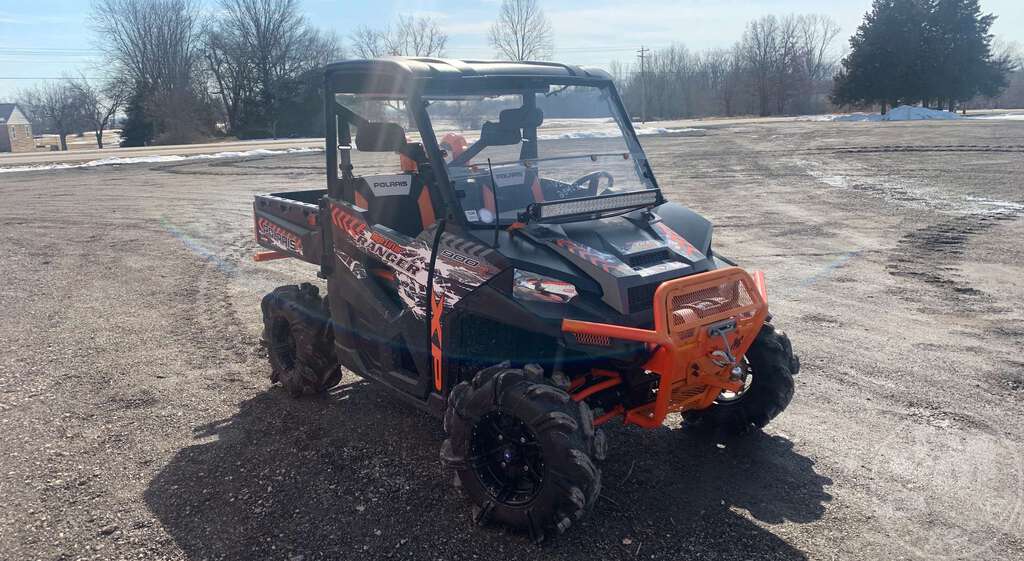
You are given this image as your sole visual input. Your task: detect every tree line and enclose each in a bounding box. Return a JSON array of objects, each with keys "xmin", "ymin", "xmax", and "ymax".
[
  {"xmin": 17, "ymin": 0, "xmax": 556, "ymax": 149},
  {"xmin": 608, "ymin": 14, "xmax": 842, "ymax": 120},
  {"xmin": 598, "ymin": 1, "xmax": 1017, "ymax": 120},
  {"xmin": 13, "ymin": 0, "xmax": 1018, "ymax": 150}
]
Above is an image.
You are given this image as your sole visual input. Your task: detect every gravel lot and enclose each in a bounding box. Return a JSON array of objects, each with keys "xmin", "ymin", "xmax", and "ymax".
[{"xmin": 1, "ymin": 118, "xmax": 1022, "ymax": 561}]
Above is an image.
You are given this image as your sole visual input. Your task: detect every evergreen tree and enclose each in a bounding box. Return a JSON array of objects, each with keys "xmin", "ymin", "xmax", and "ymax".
[
  {"xmin": 119, "ymin": 85, "xmax": 155, "ymax": 147},
  {"xmin": 927, "ymin": 0, "xmax": 1006, "ymax": 109},
  {"xmin": 831, "ymin": 0, "xmax": 1009, "ymax": 110},
  {"xmin": 832, "ymin": 0, "xmax": 932, "ymax": 111}
]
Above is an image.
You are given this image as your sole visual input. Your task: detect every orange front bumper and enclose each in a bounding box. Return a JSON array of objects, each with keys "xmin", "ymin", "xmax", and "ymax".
[{"xmin": 562, "ymin": 267, "xmax": 769, "ymax": 428}]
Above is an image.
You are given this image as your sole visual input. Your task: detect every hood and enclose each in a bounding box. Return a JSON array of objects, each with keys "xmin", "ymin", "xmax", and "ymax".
[{"xmin": 513, "ymin": 207, "xmax": 714, "ymax": 314}]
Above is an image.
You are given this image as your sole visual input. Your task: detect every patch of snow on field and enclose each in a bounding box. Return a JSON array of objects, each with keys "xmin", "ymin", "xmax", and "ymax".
[
  {"xmin": 537, "ymin": 127, "xmax": 705, "ymax": 140},
  {"xmin": 965, "ymin": 113, "xmax": 1024, "ymax": 121},
  {"xmin": 0, "ymin": 147, "xmax": 322, "ymax": 174},
  {"xmin": 794, "ymin": 158, "xmax": 1024, "ymax": 216},
  {"xmin": 812, "ymin": 105, "xmax": 962, "ymax": 122}
]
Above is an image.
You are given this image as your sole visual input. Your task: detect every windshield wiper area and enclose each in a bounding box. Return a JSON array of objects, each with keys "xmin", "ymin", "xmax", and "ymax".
[{"xmin": 521, "ymin": 189, "xmax": 662, "ymax": 224}]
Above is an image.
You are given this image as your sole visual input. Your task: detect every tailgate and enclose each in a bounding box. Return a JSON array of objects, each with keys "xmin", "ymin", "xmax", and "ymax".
[{"xmin": 253, "ymin": 191, "xmax": 324, "ymax": 265}]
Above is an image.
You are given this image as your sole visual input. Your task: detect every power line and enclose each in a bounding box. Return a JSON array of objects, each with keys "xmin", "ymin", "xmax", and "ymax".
[
  {"xmin": 0, "ymin": 47, "xmax": 94, "ymax": 52},
  {"xmin": 0, "ymin": 77, "xmax": 105, "ymax": 80}
]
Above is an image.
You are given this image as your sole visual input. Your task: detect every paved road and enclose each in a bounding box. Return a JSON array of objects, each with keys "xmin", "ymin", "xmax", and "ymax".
[
  {"xmin": 1, "ymin": 118, "xmax": 1022, "ymax": 560},
  {"xmin": 0, "ymin": 137, "xmax": 324, "ymax": 167}
]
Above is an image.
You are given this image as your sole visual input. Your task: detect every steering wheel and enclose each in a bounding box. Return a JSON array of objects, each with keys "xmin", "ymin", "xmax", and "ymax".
[{"xmin": 569, "ymin": 171, "xmax": 614, "ymax": 197}]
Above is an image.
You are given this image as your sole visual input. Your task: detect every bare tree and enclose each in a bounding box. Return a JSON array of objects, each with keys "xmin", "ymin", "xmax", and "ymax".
[
  {"xmin": 91, "ymin": 0, "xmax": 203, "ymax": 91},
  {"xmin": 743, "ymin": 15, "xmax": 779, "ymax": 116},
  {"xmin": 351, "ymin": 15, "xmax": 448, "ymax": 58},
  {"xmin": 798, "ymin": 14, "xmax": 841, "ymax": 82},
  {"xmin": 211, "ymin": 0, "xmax": 341, "ymax": 136},
  {"xmin": 68, "ymin": 74, "xmax": 129, "ymax": 149},
  {"xmin": 720, "ymin": 44, "xmax": 747, "ymax": 116},
  {"xmin": 91, "ymin": 0, "xmax": 208, "ymax": 144},
  {"xmin": 218, "ymin": 0, "xmax": 339, "ymax": 85},
  {"xmin": 204, "ymin": 25, "xmax": 251, "ymax": 134},
  {"xmin": 390, "ymin": 15, "xmax": 448, "ymax": 57},
  {"xmin": 19, "ymin": 80, "xmax": 84, "ymax": 151},
  {"xmin": 488, "ymin": 0, "xmax": 553, "ymax": 62},
  {"xmin": 774, "ymin": 15, "xmax": 801, "ymax": 114},
  {"xmin": 350, "ymin": 26, "xmax": 388, "ymax": 59}
]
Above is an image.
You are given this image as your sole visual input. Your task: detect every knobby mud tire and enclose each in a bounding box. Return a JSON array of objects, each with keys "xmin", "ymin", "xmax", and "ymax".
[
  {"xmin": 261, "ymin": 283, "xmax": 342, "ymax": 397},
  {"xmin": 441, "ymin": 364, "xmax": 603, "ymax": 542}
]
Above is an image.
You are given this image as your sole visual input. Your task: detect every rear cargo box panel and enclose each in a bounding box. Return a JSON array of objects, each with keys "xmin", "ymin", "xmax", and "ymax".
[{"xmin": 254, "ymin": 191, "xmax": 324, "ymax": 264}]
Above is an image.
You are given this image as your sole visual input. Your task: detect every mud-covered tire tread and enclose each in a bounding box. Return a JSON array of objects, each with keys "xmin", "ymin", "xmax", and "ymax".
[
  {"xmin": 441, "ymin": 365, "xmax": 602, "ymax": 542},
  {"xmin": 261, "ymin": 283, "xmax": 342, "ymax": 397},
  {"xmin": 683, "ymin": 322, "xmax": 796, "ymax": 435}
]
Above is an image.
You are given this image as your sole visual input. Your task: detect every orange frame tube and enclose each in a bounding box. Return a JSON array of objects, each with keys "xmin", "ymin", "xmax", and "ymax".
[
  {"xmin": 570, "ymin": 373, "xmax": 622, "ymax": 402},
  {"xmin": 254, "ymin": 250, "xmax": 289, "ymax": 262}
]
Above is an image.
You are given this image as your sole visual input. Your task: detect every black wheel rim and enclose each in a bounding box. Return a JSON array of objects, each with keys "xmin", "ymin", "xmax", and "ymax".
[
  {"xmin": 270, "ymin": 318, "xmax": 297, "ymax": 370},
  {"xmin": 470, "ymin": 411, "xmax": 545, "ymax": 506}
]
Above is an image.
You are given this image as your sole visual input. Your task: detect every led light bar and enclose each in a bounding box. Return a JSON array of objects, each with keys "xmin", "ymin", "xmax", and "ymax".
[{"xmin": 526, "ymin": 190, "xmax": 661, "ymax": 221}]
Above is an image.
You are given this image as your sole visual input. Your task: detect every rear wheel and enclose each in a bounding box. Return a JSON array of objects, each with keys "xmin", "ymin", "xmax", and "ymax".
[
  {"xmin": 683, "ymin": 322, "xmax": 798, "ymax": 435},
  {"xmin": 441, "ymin": 364, "xmax": 602, "ymax": 542},
  {"xmin": 261, "ymin": 283, "xmax": 342, "ymax": 397}
]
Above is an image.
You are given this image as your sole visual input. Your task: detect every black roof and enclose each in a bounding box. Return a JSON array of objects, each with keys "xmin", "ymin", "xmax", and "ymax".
[
  {"xmin": 324, "ymin": 57, "xmax": 613, "ymax": 96},
  {"xmin": 0, "ymin": 103, "xmax": 19, "ymax": 122}
]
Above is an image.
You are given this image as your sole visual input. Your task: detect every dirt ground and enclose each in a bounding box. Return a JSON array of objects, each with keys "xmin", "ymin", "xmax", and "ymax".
[{"xmin": 1, "ymin": 118, "xmax": 1022, "ymax": 561}]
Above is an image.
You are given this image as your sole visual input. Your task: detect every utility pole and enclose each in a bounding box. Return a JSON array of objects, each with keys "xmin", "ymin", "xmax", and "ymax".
[{"xmin": 637, "ymin": 46, "xmax": 648, "ymax": 123}]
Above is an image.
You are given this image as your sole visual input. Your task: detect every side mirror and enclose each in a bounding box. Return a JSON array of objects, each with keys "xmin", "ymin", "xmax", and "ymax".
[
  {"xmin": 479, "ymin": 121, "xmax": 522, "ymax": 146},
  {"xmin": 355, "ymin": 122, "xmax": 406, "ymax": 152}
]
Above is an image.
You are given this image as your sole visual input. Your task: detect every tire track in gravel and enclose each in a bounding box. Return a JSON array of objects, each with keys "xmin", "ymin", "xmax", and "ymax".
[
  {"xmin": 811, "ymin": 144, "xmax": 1024, "ymax": 154},
  {"xmin": 791, "ymin": 154, "xmax": 1024, "ymax": 337},
  {"xmin": 886, "ymin": 211, "xmax": 1022, "ymax": 301}
]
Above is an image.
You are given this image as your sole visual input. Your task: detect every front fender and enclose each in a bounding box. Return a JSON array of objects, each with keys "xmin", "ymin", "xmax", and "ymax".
[{"xmin": 654, "ymin": 202, "xmax": 713, "ymax": 255}]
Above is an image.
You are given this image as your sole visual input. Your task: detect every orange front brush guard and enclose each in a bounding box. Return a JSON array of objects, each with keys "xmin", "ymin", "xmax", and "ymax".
[{"xmin": 563, "ymin": 267, "xmax": 769, "ymax": 428}]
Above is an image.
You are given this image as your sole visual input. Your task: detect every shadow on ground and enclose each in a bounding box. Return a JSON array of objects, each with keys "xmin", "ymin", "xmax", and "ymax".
[{"xmin": 145, "ymin": 379, "xmax": 831, "ymax": 560}]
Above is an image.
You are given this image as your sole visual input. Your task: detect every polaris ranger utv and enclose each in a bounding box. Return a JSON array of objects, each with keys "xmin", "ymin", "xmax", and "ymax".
[{"xmin": 254, "ymin": 57, "xmax": 799, "ymax": 541}]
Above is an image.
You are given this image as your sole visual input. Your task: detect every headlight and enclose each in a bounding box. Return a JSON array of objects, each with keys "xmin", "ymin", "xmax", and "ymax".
[{"xmin": 513, "ymin": 269, "xmax": 578, "ymax": 303}]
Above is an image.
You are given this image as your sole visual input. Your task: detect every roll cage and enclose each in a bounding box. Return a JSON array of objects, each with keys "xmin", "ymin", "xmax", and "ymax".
[{"xmin": 323, "ymin": 57, "xmax": 661, "ymax": 228}]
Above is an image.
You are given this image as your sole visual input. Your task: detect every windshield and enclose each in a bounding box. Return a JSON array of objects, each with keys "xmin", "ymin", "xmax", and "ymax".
[{"xmin": 425, "ymin": 85, "xmax": 655, "ymax": 225}]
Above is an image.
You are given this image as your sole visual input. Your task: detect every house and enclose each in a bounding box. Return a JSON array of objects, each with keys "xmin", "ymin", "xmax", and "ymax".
[{"xmin": 0, "ymin": 103, "xmax": 35, "ymax": 153}]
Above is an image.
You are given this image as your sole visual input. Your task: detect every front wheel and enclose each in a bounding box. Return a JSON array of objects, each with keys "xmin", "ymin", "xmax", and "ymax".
[
  {"xmin": 441, "ymin": 364, "xmax": 603, "ymax": 542},
  {"xmin": 683, "ymin": 322, "xmax": 799, "ymax": 435}
]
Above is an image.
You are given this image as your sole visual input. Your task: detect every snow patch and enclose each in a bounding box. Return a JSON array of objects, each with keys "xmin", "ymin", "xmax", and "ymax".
[
  {"xmin": 0, "ymin": 147, "xmax": 322, "ymax": 174},
  {"xmin": 965, "ymin": 113, "xmax": 1024, "ymax": 121},
  {"xmin": 811, "ymin": 105, "xmax": 963, "ymax": 122},
  {"xmin": 794, "ymin": 158, "xmax": 1024, "ymax": 216},
  {"xmin": 537, "ymin": 127, "xmax": 705, "ymax": 140}
]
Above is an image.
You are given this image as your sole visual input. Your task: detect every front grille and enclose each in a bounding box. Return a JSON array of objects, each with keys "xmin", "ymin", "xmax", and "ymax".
[
  {"xmin": 627, "ymin": 283, "xmax": 659, "ymax": 312},
  {"xmin": 627, "ymin": 250, "xmax": 671, "ymax": 269},
  {"xmin": 573, "ymin": 333, "xmax": 611, "ymax": 347},
  {"xmin": 669, "ymin": 277, "xmax": 755, "ymax": 336}
]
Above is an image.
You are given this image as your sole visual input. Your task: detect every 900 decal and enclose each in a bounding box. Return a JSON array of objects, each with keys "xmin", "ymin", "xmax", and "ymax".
[{"xmin": 440, "ymin": 248, "xmax": 480, "ymax": 268}]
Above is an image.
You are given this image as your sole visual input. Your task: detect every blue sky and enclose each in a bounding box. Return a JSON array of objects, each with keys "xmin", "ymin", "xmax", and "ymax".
[{"xmin": 1, "ymin": 0, "xmax": 1021, "ymax": 98}]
